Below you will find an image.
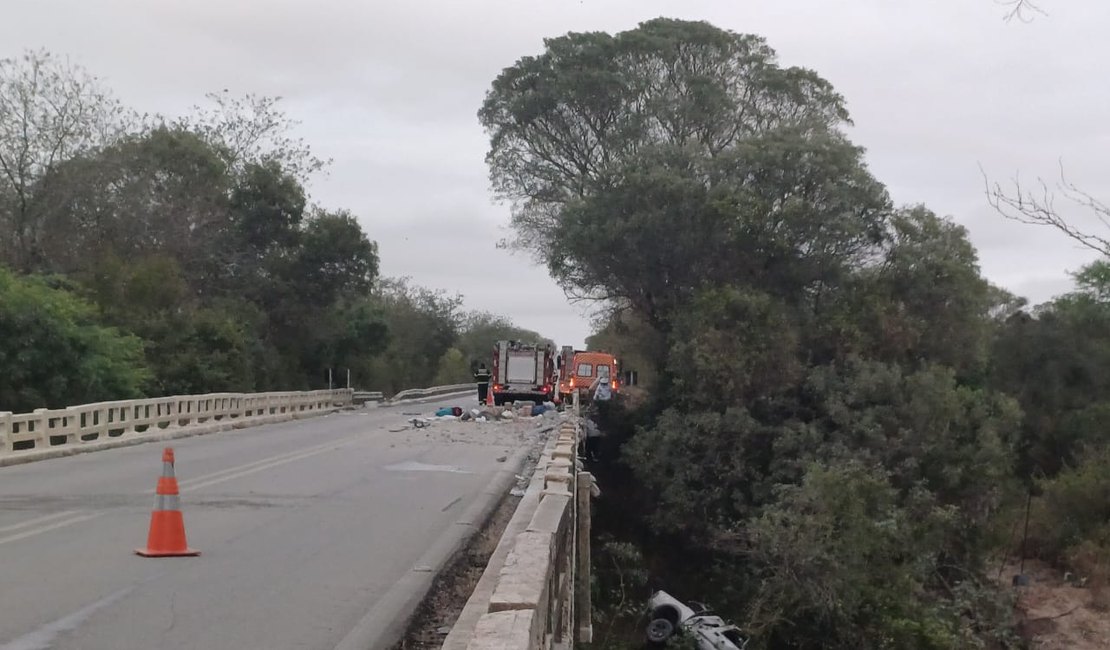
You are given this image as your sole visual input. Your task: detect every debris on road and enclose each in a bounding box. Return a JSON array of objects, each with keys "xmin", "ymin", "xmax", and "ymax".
[{"xmin": 402, "ymin": 400, "xmax": 564, "ymax": 432}]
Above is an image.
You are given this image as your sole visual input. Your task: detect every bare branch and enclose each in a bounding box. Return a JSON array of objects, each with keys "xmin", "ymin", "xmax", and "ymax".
[
  {"xmin": 982, "ymin": 161, "xmax": 1110, "ymax": 257},
  {"xmin": 997, "ymin": 0, "xmax": 1048, "ymax": 23},
  {"xmin": 173, "ymin": 92, "xmax": 329, "ymax": 182},
  {"xmin": 0, "ymin": 49, "xmax": 126, "ymax": 269}
]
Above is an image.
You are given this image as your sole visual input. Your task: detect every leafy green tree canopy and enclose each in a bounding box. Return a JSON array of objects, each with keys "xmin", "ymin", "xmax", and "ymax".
[
  {"xmin": 480, "ymin": 18, "xmax": 851, "ymax": 257},
  {"xmin": 0, "ymin": 269, "xmax": 149, "ymax": 412}
]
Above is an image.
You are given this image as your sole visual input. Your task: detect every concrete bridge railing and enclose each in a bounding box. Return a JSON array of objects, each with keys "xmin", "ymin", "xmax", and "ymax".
[
  {"xmin": 390, "ymin": 383, "xmax": 475, "ymax": 403},
  {"xmin": 0, "ymin": 389, "xmax": 353, "ymax": 457},
  {"xmin": 444, "ymin": 400, "xmax": 594, "ymax": 649}
]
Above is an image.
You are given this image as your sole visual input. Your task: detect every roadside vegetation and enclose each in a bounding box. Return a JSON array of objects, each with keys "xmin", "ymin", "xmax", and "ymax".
[
  {"xmin": 0, "ymin": 50, "xmax": 547, "ymax": 413},
  {"xmin": 480, "ymin": 18, "xmax": 1110, "ymax": 648}
]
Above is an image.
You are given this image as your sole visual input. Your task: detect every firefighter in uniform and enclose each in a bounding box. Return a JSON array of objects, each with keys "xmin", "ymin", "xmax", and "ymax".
[{"xmin": 474, "ymin": 363, "xmax": 491, "ymax": 405}]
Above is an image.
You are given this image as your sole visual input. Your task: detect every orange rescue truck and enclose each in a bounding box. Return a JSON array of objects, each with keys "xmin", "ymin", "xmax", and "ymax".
[{"xmin": 558, "ymin": 347, "xmax": 620, "ymax": 404}]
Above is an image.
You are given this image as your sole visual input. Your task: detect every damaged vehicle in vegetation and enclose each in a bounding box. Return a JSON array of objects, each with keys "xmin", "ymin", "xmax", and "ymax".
[{"xmin": 645, "ymin": 590, "xmax": 748, "ymax": 649}]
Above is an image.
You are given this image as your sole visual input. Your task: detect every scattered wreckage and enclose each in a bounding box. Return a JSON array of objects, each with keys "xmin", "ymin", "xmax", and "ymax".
[
  {"xmin": 388, "ymin": 401, "xmax": 559, "ymax": 432},
  {"xmin": 439, "ymin": 401, "xmax": 558, "ymax": 422},
  {"xmin": 645, "ymin": 591, "xmax": 748, "ymax": 649}
]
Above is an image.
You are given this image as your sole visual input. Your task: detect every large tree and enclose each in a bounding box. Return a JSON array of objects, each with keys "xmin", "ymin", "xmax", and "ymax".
[
  {"xmin": 547, "ymin": 136, "xmax": 890, "ymax": 329},
  {"xmin": 486, "ymin": 20, "xmax": 1023, "ymax": 648},
  {"xmin": 480, "ymin": 18, "xmax": 851, "ymax": 260},
  {"xmin": 34, "ymin": 128, "xmax": 232, "ymax": 279},
  {"xmin": 0, "ymin": 49, "xmax": 127, "ymax": 271}
]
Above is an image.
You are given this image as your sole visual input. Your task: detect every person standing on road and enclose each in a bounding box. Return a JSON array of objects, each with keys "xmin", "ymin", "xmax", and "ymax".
[{"xmin": 474, "ymin": 363, "xmax": 491, "ymax": 405}]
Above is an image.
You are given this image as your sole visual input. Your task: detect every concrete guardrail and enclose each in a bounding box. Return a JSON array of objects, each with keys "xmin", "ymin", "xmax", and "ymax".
[
  {"xmin": 0, "ymin": 389, "xmax": 353, "ymax": 458},
  {"xmin": 390, "ymin": 383, "xmax": 474, "ymax": 403},
  {"xmin": 443, "ymin": 404, "xmax": 594, "ymax": 649},
  {"xmin": 352, "ymin": 391, "xmax": 385, "ymax": 405}
]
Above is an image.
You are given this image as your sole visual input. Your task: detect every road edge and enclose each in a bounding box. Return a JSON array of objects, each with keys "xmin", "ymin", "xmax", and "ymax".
[{"xmin": 332, "ymin": 441, "xmax": 535, "ymax": 650}]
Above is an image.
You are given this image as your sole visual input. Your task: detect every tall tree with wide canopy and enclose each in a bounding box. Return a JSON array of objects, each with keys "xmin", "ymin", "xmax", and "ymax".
[
  {"xmin": 484, "ymin": 19, "xmax": 1023, "ymax": 647},
  {"xmin": 480, "ymin": 18, "xmax": 852, "ymax": 260}
]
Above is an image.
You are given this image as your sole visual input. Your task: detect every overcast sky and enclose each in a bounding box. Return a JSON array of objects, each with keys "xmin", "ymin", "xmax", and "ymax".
[{"xmin": 3, "ymin": 0, "xmax": 1106, "ymax": 348}]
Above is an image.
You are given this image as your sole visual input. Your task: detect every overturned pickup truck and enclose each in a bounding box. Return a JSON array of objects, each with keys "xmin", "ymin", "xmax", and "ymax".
[{"xmin": 645, "ymin": 591, "xmax": 748, "ymax": 649}]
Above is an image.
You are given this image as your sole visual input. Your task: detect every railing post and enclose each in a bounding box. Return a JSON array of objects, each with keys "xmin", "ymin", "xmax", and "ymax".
[
  {"xmin": 576, "ymin": 471, "xmax": 593, "ymax": 643},
  {"xmin": 120, "ymin": 400, "xmax": 136, "ymax": 435},
  {"xmin": 94, "ymin": 405, "xmax": 109, "ymax": 441},
  {"xmin": 0, "ymin": 411, "xmax": 12, "ymax": 453},
  {"xmin": 32, "ymin": 409, "xmax": 48, "ymax": 449},
  {"xmin": 64, "ymin": 406, "xmax": 81, "ymax": 445}
]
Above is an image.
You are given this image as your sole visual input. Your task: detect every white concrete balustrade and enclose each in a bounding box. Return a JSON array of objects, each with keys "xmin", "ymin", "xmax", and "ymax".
[
  {"xmin": 444, "ymin": 411, "xmax": 594, "ymax": 650},
  {"xmin": 0, "ymin": 389, "xmax": 353, "ymax": 455},
  {"xmin": 389, "ymin": 384, "xmax": 474, "ymax": 403}
]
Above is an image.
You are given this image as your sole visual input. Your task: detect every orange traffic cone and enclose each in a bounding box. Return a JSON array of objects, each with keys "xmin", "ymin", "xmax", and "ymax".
[{"xmin": 136, "ymin": 447, "xmax": 199, "ymax": 557}]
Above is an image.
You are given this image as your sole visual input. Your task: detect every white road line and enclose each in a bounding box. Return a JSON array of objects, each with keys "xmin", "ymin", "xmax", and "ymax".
[
  {"xmin": 0, "ymin": 511, "xmax": 78, "ymax": 534},
  {"xmin": 177, "ymin": 447, "xmax": 324, "ymax": 487},
  {"xmin": 0, "ymin": 430, "xmax": 368, "ymax": 546},
  {"xmin": 0, "ymin": 585, "xmax": 133, "ymax": 650},
  {"xmin": 177, "ymin": 435, "xmax": 365, "ymax": 489},
  {"xmin": 0, "ymin": 513, "xmax": 102, "ymax": 547},
  {"xmin": 181, "ymin": 443, "xmax": 348, "ymax": 492}
]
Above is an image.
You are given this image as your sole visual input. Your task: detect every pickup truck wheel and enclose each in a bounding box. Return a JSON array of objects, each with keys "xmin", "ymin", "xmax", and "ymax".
[{"xmin": 645, "ymin": 618, "xmax": 675, "ymax": 644}]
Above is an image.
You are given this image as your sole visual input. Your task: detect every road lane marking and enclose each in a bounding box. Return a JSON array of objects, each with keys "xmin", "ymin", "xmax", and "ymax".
[
  {"xmin": 180, "ymin": 443, "xmax": 351, "ymax": 492},
  {"xmin": 0, "ymin": 513, "xmax": 102, "ymax": 547},
  {"xmin": 177, "ymin": 444, "xmax": 339, "ymax": 486},
  {"xmin": 0, "ymin": 585, "xmax": 133, "ymax": 650},
  {"xmin": 0, "ymin": 430, "xmax": 373, "ymax": 546},
  {"xmin": 0, "ymin": 511, "xmax": 79, "ymax": 534},
  {"xmin": 177, "ymin": 435, "xmax": 365, "ymax": 490}
]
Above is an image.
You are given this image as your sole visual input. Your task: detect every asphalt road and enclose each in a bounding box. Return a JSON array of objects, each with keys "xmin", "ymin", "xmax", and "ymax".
[{"xmin": 0, "ymin": 395, "xmax": 531, "ymax": 650}]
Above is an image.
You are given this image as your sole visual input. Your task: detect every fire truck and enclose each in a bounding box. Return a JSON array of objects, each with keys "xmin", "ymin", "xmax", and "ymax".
[{"xmin": 490, "ymin": 340, "xmax": 556, "ymax": 406}]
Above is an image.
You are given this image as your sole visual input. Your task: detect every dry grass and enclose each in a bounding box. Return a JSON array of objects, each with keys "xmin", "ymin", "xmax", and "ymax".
[{"xmin": 999, "ymin": 559, "xmax": 1110, "ymax": 650}]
